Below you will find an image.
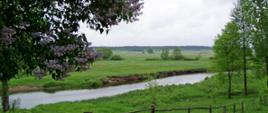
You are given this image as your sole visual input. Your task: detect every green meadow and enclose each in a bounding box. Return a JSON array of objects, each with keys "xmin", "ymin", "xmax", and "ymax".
[
  {"xmin": 13, "ymin": 72, "xmax": 268, "ymax": 113},
  {"xmin": 7, "ymin": 50, "xmax": 212, "ymax": 93}
]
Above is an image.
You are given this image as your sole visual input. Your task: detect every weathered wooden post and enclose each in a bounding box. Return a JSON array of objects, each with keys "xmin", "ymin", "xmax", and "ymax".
[
  {"xmin": 223, "ymin": 105, "xmax": 227, "ymax": 113},
  {"xmin": 233, "ymin": 104, "xmax": 236, "ymax": 113},
  {"xmin": 209, "ymin": 105, "xmax": 212, "ymax": 113},
  {"xmin": 241, "ymin": 102, "xmax": 244, "ymax": 113},
  {"xmin": 188, "ymin": 107, "xmax": 191, "ymax": 113},
  {"xmin": 151, "ymin": 104, "xmax": 155, "ymax": 113}
]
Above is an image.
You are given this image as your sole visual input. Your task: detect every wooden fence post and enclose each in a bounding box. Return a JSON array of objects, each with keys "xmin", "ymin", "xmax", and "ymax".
[
  {"xmin": 151, "ymin": 104, "xmax": 155, "ymax": 113},
  {"xmin": 188, "ymin": 107, "xmax": 191, "ymax": 113},
  {"xmin": 241, "ymin": 102, "xmax": 244, "ymax": 113},
  {"xmin": 223, "ymin": 105, "xmax": 227, "ymax": 113},
  {"xmin": 233, "ymin": 104, "xmax": 236, "ymax": 113},
  {"xmin": 209, "ymin": 105, "xmax": 212, "ymax": 113}
]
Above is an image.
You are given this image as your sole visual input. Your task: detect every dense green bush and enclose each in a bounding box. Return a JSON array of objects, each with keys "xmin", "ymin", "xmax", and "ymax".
[
  {"xmin": 96, "ymin": 48, "xmax": 113, "ymax": 60},
  {"xmin": 161, "ymin": 49, "xmax": 169, "ymax": 60},
  {"xmin": 147, "ymin": 49, "xmax": 154, "ymax": 54},
  {"xmin": 110, "ymin": 55, "xmax": 124, "ymax": 61},
  {"xmin": 172, "ymin": 48, "xmax": 184, "ymax": 60}
]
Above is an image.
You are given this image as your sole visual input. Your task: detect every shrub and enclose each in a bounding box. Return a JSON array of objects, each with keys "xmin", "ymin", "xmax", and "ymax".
[
  {"xmin": 161, "ymin": 49, "xmax": 169, "ymax": 60},
  {"xmin": 172, "ymin": 48, "xmax": 184, "ymax": 60},
  {"xmin": 147, "ymin": 48, "xmax": 154, "ymax": 54},
  {"xmin": 110, "ymin": 55, "xmax": 124, "ymax": 61},
  {"xmin": 96, "ymin": 48, "xmax": 113, "ymax": 60}
]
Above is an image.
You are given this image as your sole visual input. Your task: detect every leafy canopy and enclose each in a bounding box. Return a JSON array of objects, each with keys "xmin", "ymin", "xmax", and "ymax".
[{"xmin": 0, "ymin": 0, "xmax": 143, "ymax": 80}]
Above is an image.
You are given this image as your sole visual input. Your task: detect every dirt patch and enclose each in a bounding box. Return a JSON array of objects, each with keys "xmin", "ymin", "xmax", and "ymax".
[
  {"xmin": 9, "ymin": 86, "xmax": 41, "ymax": 94},
  {"xmin": 102, "ymin": 68, "xmax": 207, "ymax": 86}
]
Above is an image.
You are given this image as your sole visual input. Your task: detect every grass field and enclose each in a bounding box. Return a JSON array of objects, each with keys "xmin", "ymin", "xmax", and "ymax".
[
  {"xmin": 13, "ymin": 72, "xmax": 268, "ymax": 113},
  {"xmin": 7, "ymin": 50, "xmax": 212, "ymax": 93}
]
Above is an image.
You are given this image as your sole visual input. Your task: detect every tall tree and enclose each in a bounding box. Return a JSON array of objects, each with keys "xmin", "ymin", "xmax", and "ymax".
[
  {"xmin": 214, "ymin": 22, "xmax": 243, "ymax": 99},
  {"xmin": 249, "ymin": 0, "xmax": 268, "ymax": 75},
  {"xmin": 232, "ymin": 0, "xmax": 252, "ymax": 96},
  {"xmin": 0, "ymin": 0, "xmax": 143, "ymax": 112}
]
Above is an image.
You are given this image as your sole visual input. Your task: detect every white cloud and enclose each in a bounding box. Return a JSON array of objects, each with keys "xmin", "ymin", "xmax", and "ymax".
[{"xmin": 80, "ymin": 0, "xmax": 237, "ymax": 46}]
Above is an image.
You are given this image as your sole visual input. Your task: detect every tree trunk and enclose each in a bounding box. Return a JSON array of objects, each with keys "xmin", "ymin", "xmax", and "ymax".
[
  {"xmin": 266, "ymin": 55, "xmax": 268, "ymax": 75},
  {"xmin": 228, "ymin": 71, "xmax": 232, "ymax": 99},
  {"xmin": 243, "ymin": 42, "xmax": 247, "ymax": 96},
  {"xmin": 1, "ymin": 79, "xmax": 10, "ymax": 112}
]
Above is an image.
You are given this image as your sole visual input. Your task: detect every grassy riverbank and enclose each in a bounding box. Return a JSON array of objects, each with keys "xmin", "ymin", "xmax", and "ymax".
[
  {"xmin": 12, "ymin": 72, "xmax": 268, "ymax": 113},
  {"xmin": 6, "ymin": 50, "xmax": 212, "ymax": 93}
]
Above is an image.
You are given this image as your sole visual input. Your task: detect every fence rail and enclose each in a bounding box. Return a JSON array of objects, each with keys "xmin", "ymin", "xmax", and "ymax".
[{"xmin": 125, "ymin": 102, "xmax": 244, "ymax": 113}]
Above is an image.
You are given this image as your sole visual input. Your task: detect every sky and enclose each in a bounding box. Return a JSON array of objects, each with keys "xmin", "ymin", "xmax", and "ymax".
[{"xmin": 80, "ymin": 0, "xmax": 237, "ymax": 47}]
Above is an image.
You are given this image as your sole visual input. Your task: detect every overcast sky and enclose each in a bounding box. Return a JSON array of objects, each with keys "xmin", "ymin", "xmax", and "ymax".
[{"xmin": 80, "ymin": 0, "xmax": 237, "ymax": 47}]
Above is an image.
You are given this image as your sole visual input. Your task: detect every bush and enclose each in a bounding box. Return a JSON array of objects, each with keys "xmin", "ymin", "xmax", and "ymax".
[
  {"xmin": 172, "ymin": 48, "xmax": 184, "ymax": 60},
  {"xmin": 183, "ymin": 57, "xmax": 199, "ymax": 61},
  {"xmin": 110, "ymin": 55, "xmax": 124, "ymax": 61},
  {"xmin": 161, "ymin": 49, "xmax": 169, "ymax": 60},
  {"xmin": 43, "ymin": 81, "xmax": 65, "ymax": 89},
  {"xmin": 147, "ymin": 48, "xmax": 154, "ymax": 54},
  {"xmin": 96, "ymin": 48, "xmax": 113, "ymax": 60}
]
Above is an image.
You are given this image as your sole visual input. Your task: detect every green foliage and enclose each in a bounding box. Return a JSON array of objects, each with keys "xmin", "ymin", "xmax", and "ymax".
[
  {"xmin": 147, "ymin": 49, "xmax": 154, "ymax": 54},
  {"xmin": 0, "ymin": 0, "xmax": 143, "ymax": 111},
  {"xmin": 172, "ymin": 48, "xmax": 184, "ymax": 60},
  {"xmin": 7, "ymin": 50, "xmax": 212, "ymax": 92},
  {"xmin": 110, "ymin": 55, "xmax": 124, "ymax": 61},
  {"xmin": 233, "ymin": 0, "xmax": 268, "ymax": 75},
  {"xmin": 12, "ymin": 74, "xmax": 268, "ymax": 113},
  {"xmin": 213, "ymin": 21, "xmax": 243, "ymax": 98},
  {"xmin": 160, "ymin": 49, "xmax": 169, "ymax": 60},
  {"xmin": 96, "ymin": 48, "xmax": 113, "ymax": 60},
  {"xmin": 213, "ymin": 22, "xmax": 243, "ymax": 72}
]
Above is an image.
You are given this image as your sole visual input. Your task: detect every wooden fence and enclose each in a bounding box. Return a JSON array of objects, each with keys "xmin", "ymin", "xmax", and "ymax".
[
  {"xmin": 84, "ymin": 95, "xmax": 268, "ymax": 113},
  {"xmin": 125, "ymin": 102, "xmax": 244, "ymax": 113}
]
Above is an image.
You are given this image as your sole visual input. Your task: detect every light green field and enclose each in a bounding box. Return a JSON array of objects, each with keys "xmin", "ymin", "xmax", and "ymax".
[
  {"xmin": 8, "ymin": 50, "xmax": 212, "ymax": 93},
  {"xmin": 13, "ymin": 72, "xmax": 268, "ymax": 113}
]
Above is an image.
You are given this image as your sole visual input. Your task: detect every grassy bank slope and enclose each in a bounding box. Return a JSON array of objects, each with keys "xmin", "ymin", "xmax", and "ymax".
[
  {"xmin": 14, "ymin": 73, "xmax": 268, "ymax": 113},
  {"xmin": 7, "ymin": 50, "xmax": 212, "ymax": 93}
]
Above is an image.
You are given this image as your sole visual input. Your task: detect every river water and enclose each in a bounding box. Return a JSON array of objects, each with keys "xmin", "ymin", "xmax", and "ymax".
[{"xmin": 9, "ymin": 73, "xmax": 212, "ymax": 109}]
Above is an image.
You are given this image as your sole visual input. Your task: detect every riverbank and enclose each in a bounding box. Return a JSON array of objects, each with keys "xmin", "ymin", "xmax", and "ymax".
[
  {"xmin": 9, "ymin": 68, "xmax": 207, "ymax": 94},
  {"xmin": 5, "ymin": 51, "xmax": 211, "ymax": 94},
  {"xmin": 10, "ymin": 73, "xmax": 212, "ymax": 109},
  {"xmin": 13, "ymin": 72, "xmax": 268, "ymax": 113}
]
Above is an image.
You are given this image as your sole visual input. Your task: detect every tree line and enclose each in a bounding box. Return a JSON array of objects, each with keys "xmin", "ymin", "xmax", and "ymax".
[{"xmin": 214, "ymin": 0, "xmax": 268, "ymax": 99}]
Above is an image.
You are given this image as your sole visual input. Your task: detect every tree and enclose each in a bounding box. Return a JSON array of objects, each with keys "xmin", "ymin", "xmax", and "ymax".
[
  {"xmin": 172, "ymin": 48, "xmax": 183, "ymax": 60},
  {"xmin": 96, "ymin": 48, "xmax": 113, "ymax": 60},
  {"xmin": 248, "ymin": 0, "xmax": 268, "ymax": 75},
  {"xmin": 0, "ymin": 0, "xmax": 143, "ymax": 112},
  {"xmin": 213, "ymin": 22, "xmax": 243, "ymax": 99},
  {"xmin": 160, "ymin": 49, "xmax": 169, "ymax": 60},
  {"xmin": 147, "ymin": 48, "xmax": 154, "ymax": 54},
  {"xmin": 232, "ymin": 0, "xmax": 252, "ymax": 96}
]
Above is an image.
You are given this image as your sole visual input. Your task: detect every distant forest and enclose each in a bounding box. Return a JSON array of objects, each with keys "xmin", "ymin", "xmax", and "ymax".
[{"xmin": 94, "ymin": 46, "xmax": 212, "ymax": 52}]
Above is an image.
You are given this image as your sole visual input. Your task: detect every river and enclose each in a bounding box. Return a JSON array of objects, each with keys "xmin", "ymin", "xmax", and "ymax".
[{"xmin": 9, "ymin": 73, "xmax": 212, "ymax": 109}]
